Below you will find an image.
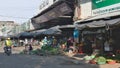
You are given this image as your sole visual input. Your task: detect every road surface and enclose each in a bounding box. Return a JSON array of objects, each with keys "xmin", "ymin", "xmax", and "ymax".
[{"xmin": 0, "ymin": 46, "xmax": 119, "ymax": 68}]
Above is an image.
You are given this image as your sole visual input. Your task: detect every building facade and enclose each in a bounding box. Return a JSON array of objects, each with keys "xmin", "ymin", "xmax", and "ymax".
[
  {"xmin": 73, "ymin": 0, "xmax": 120, "ymax": 54},
  {"xmin": 74, "ymin": 0, "xmax": 120, "ymax": 22},
  {"xmin": 0, "ymin": 21, "xmax": 18, "ymax": 37}
]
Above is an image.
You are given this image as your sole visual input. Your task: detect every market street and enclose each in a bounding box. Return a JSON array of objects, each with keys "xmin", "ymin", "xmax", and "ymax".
[
  {"xmin": 0, "ymin": 53, "xmax": 100, "ymax": 68},
  {"xmin": 0, "ymin": 45, "xmax": 99, "ymax": 68},
  {"xmin": 0, "ymin": 46, "xmax": 120, "ymax": 68}
]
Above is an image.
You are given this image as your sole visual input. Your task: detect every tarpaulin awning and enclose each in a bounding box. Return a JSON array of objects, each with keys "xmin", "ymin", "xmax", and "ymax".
[
  {"xmin": 31, "ymin": 29, "xmax": 47, "ymax": 36},
  {"xmin": 59, "ymin": 25, "xmax": 75, "ymax": 29},
  {"xmin": 41, "ymin": 26, "xmax": 61, "ymax": 35},
  {"xmin": 17, "ymin": 32, "xmax": 34, "ymax": 38},
  {"xmin": 32, "ymin": 2, "xmax": 72, "ymax": 24},
  {"xmin": 77, "ymin": 18, "xmax": 120, "ymax": 29}
]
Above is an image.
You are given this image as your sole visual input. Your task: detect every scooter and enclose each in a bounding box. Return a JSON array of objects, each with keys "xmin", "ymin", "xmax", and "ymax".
[{"xmin": 4, "ymin": 47, "xmax": 12, "ymax": 56}]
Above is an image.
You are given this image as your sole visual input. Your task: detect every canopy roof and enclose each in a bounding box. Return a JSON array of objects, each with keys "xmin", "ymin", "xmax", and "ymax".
[
  {"xmin": 41, "ymin": 26, "xmax": 61, "ymax": 35},
  {"xmin": 17, "ymin": 32, "xmax": 34, "ymax": 38},
  {"xmin": 77, "ymin": 18, "xmax": 120, "ymax": 29}
]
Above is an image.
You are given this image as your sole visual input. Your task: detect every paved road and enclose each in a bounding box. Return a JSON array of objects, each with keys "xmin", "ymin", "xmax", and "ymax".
[
  {"xmin": 0, "ymin": 46, "xmax": 119, "ymax": 68},
  {"xmin": 0, "ymin": 53, "xmax": 99, "ymax": 68},
  {"xmin": 0, "ymin": 46, "xmax": 99, "ymax": 68}
]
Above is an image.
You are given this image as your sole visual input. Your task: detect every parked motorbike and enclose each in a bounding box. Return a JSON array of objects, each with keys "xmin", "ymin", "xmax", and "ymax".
[{"xmin": 4, "ymin": 47, "xmax": 12, "ymax": 56}]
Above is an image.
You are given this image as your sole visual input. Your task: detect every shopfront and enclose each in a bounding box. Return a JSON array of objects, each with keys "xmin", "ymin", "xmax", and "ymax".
[{"xmin": 76, "ymin": 17, "xmax": 120, "ymax": 54}]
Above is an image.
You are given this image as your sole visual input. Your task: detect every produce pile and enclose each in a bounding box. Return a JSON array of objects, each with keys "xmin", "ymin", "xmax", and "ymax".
[
  {"xmin": 84, "ymin": 53, "xmax": 120, "ymax": 64},
  {"xmin": 20, "ymin": 46, "xmax": 62, "ymax": 56}
]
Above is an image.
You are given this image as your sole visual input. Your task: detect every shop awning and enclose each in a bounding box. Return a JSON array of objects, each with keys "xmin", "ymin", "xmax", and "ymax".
[
  {"xmin": 59, "ymin": 25, "xmax": 75, "ymax": 29},
  {"xmin": 106, "ymin": 18, "xmax": 120, "ymax": 25},
  {"xmin": 31, "ymin": 29, "xmax": 47, "ymax": 36},
  {"xmin": 58, "ymin": 25, "xmax": 76, "ymax": 31},
  {"xmin": 29, "ymin": 26, "xmax": 61, "ymax": 36},
  {"xmin": 75, "ymin": 11, "xmax": 120, "ymax": 24},
  {"xmin": 17, "ymin": 32, "xmax": 34, "ymax": 38},
  {"xmin": 32, "ymin": 2, "xmax": 73, "ymax": 24},
  {"xmin": 41, "ymin": 26, "xmax": 61, "ymax": 35},
  {"xmin": 77, "ymin": 18, "xmax": 120, "ymax": 29}
]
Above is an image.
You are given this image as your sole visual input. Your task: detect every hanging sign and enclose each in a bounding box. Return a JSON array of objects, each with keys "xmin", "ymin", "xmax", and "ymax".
[{"xmin": 92, "ymin": 0, "xmax": 120, "ymax": 16}]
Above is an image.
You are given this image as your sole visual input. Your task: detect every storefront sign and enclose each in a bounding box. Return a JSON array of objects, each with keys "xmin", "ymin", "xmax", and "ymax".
[
  {"xmin": 39, "ymin": 0, "xmax": 60, "ymax": 14},
  {"xmin": 92, "ymin": 0, "xmax": 120, "ymax": 16},
  {"xmin": 39, "ymin": 0, "xmax": 54, "ymax": 10}
]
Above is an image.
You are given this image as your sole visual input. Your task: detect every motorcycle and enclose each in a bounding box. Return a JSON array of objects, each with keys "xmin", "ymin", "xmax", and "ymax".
[{"xmin": 4, "ymin": 47, "xmax": 12, "ymax": 56}]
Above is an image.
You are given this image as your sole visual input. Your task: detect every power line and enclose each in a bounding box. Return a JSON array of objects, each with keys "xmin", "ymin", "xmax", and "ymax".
[{"xmin": 0, "ymin": 15, "xmax": 30, "ymax": 19}]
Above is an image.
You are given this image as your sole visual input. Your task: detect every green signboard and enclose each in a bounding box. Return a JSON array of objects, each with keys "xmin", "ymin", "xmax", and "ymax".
[{"xmin": 92, "ymin": 0, "xmax": 120, "ymax": 9}]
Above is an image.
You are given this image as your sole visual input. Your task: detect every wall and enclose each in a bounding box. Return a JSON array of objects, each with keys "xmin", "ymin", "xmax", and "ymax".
[
  {"xmin": 74, "ymin": 0, "xmax": 120, "ymax": 22},
  {"xmin": 0, "ymin": 21, "xmax": 16, "ymax": 36},
  {"xmin": 80, "ymin": 1, "xmax": 92, "ymax": 19},
  {"xmin": 74, "ymin": 0, "xmax": 92, "ymax": 20}
]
